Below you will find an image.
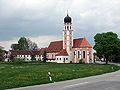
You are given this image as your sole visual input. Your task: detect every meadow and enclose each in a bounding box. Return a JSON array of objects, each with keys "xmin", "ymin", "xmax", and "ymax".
[{"xmin": 0, "ymin": 62, "xmax": 119, "ymax": 89}]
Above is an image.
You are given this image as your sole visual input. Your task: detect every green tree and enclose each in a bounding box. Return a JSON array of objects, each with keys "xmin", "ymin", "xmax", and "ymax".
[
  {"xmin": 11, "ymin": 44, "xmax": 19, "ymax": 50},
  {"xmin": 18, "ymin": 37, "xmax": 29, "ymax": 50},
  {"xmin": 0, "ymin": 49, "xmax": 3, "ymax": 61},
  {"xmin": 0, "ymin": 47, "xmax": 5, "ymax": 61},
  {"xmin": 27, "ymin": 39, "xmax": 38, "ymax": 50},
  {"xmin": 11, "ymin": 37, "xmax": 38, "ymax": 50},
  {"xmin": 94, "ymin": 32, "xmax": 120, "ymax": 64}
]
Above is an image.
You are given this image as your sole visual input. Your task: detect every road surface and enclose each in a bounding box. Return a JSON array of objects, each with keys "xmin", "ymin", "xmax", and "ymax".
[{"xmin": 9, "ymin": 69, "xmax": 120, "ymax": 90}]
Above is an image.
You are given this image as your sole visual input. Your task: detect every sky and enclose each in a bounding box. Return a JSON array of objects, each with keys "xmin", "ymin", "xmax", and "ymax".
[{"xmin": 0, "ymin": 0, "xmax": 120, "ymax": 50}]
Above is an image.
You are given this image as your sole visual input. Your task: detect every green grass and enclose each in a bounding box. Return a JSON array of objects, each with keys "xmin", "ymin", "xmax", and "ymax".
[{"xmin": 0, "ymin": 62, "xmax": 120, "ymax": 90}]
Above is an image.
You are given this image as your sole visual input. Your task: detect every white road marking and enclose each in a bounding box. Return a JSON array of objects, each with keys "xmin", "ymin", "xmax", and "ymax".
[{"xmin": 63, "ymin": 82, "xmax": 89, "ymax": 89}]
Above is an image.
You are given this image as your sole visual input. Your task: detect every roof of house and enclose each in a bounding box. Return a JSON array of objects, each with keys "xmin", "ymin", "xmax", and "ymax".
[
  {"xmin": 39, "ymin": 48, "xmax": 47, "ymax": 55},
  {"xmin": 73, "ymin": 38, "xmax": 92, "ymax": 48},
  {"xmin": 56, "ymin": 49, "xmax": 68, "ymax": 56},
  {"xmin": 47, "ymin": 38, "xmax": 92, "ymax": 53},
  {"xmin": 11, "ymin": 50, "xmax": 33, "ymax": 55},
  {"xmin": 10, "ymin": 48, "xmax": 48, "ymax": 56},
  {"xmin": 47, "ymin": 41, "xmax": 63, "ymax": 53}
]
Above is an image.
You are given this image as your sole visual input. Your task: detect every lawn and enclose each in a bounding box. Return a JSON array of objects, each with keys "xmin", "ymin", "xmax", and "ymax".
[{"xmin": 0, "ymin": 62, "xmax": 120, "ymax": 90}]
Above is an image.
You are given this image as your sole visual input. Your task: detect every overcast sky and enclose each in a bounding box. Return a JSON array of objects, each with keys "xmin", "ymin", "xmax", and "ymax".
[{"xmin": 0, "ymin": 0, "xmax": 120, "ymax": 50}]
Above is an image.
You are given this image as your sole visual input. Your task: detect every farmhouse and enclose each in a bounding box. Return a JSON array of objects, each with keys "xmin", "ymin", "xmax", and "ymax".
[{"xmin": 10, "ymin": 13, "xmax": 93, "ymax": 63}]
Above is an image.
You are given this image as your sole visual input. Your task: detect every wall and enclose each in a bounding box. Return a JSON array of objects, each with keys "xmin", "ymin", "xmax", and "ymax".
[
  {"xmin": 47, "ymin": 53, "xmax": 58, "ymax": 60},
  {"xmin": 55, "ymin": 56, "xmax": 69, "ymax": 63},
  {"xmin": 73, "ymin": 48, "xmax": 93, "ymax": 63},
  {"xmin": 16, "ymin": 55, "xmax": 31, "ymax": 61}
]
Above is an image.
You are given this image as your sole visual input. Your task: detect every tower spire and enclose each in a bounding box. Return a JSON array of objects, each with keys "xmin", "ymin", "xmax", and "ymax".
[{"xmin": 67, "ymin": 10, "xmax": 68, "ymax": 16}]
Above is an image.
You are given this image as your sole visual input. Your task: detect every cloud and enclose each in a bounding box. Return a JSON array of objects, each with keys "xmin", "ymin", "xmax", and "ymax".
[
  {"xmin": 0, "ymin": 35, "xmax": 61, "ymax": 50},
  {"xmin": 0, "ymin": 0, "xmax": 120, "ymax": 50}
]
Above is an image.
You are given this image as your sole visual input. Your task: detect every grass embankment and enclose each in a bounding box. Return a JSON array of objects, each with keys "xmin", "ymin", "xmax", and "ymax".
[{"xmin": 0, "ymin": 62, "xmax": 119, "ymax": 89}]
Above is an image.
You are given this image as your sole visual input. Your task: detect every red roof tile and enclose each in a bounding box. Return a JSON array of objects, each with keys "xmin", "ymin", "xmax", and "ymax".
[
  {"xmin": 47, "ymin": 38, "xmax": 92, "ymax": 53},
  {"xmin": 56, "ymin": 49, "xmax": 68, "ymax": 56},
  {"xmin": 47, "ymin": 41, "xmax": 63, "ymax": 53},
  {"xmin": 11, "ymin": 50, "xmax": 33, "ymax": 55},
  {"xmin": 73, "ymin": 38, "xmax": 92, "ymax": 48},
  {"xmin": 32, "ymin": 50, "xmax": 40, "ymax": 55},
  {"xmin": 39, "ymin": 48, "xmax": 47, "ymax": 55},
  {"xmin": 11, "ymin": 48, "xmax": 48, "ymax": 56}
]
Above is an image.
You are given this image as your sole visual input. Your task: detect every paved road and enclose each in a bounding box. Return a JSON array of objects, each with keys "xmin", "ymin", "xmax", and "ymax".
[{"xmin": 9, "ymin": 68, "xmax": 120, "ymax": 90}]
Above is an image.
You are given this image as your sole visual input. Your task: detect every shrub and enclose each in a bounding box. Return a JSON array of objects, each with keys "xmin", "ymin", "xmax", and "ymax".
[
  {"xmin": 79, "ymin": 59, "xmax": 84, "ymax": 64},
  {"xmin": 12, "ymin": 58, "xmax": 25, "ymax": 64}
]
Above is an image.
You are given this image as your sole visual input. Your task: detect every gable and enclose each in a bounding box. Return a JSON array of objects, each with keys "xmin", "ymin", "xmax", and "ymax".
[{"xmin": 73, "ymin": 38, "xmax": 92, "ymax": 48}]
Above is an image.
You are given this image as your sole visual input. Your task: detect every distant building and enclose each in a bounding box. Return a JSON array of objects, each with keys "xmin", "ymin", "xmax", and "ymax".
[
  {"xmin": 10, "ymin": 13, "xmax": 93, "ymax": 63},
  {"xmin": 10, "ymin": 47, "xmax": 47, "ymax": 61}
]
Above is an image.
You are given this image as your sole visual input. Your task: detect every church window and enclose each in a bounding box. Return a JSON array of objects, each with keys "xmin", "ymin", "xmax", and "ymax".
[
  {"xmin": 83, "ymin": 51, "xmax": 85, "ymax": 59},
  {"xmin": 70, "ymin": 26, "xmax": 71, "ymax": 29},
  {"xmin": 67, "ymin": 26, "xmax": 69, "ymax": 30},
  {"xmin": 60, "ymin": 58, "xmax": 61, "ymax": 60},
  {"xmin": 66, "ymin": 58, "xmax": 68, "ymax": 60},
  {"xmin": 78, "ymin": 51, "xmax": 80, "ymax": 58},
  {"xmin": 65, "ymin": 26, "xmax": 66, "ymax": 29}
]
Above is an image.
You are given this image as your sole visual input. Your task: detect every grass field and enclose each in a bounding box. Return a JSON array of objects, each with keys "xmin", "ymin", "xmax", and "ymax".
[{"xmin": 0, "ymin": 62, "xmax": 120, "ymax": 90}]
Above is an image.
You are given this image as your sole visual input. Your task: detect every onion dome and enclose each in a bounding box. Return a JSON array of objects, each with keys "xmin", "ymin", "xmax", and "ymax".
[{"xmin": 64, "ymin": 14, "xmax": 72, "ymax": 23}]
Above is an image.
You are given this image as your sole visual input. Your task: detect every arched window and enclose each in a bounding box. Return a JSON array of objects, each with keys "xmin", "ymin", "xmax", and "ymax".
[
  {"xmin": 65, "ymin": 26, "xmax": 66, "ymax": 29},
  {"xmin": 70, "ymin": 26, "xmax": 71, "ymax": 29},
  {"xmin": 83, "ymin": 51, "xmax": 85, "ymax": 59},
  {"xmin": 67, "ymin": 26, "xmax": 69, "ymax": 30},
  {"xmin": 78, "ymin": 51, "xmax": 80, "ymax": 58}
]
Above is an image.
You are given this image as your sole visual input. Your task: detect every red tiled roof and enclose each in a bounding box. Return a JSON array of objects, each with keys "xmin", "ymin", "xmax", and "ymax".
[
  {"xmin": 10, "ymin": 48, "xmax": 47, "ymax": 56},
  {"xmin": 32, "ymin": 50, "xmax": 40, "ymax": 55},
  {"xmin": 56, "ymin": 49, "xmax": 68, "ymax": 56},
  {"xmin": 47, "ymin": 38, "xmax": 92, "ymax": 53},
  {"xmin": 39, "ymin": 48, "xmax": 47, "ymax": 55},
  {"xmin": 11, "ymin": 50, "xmax": 33, "ymax": 55},
  {"xmin": 47, "ymin": 41, "xmax": 63, "ymax": 53},
  {"xmin": 73, "ymin": 38, "xmax": 92, "ymax": 48}
]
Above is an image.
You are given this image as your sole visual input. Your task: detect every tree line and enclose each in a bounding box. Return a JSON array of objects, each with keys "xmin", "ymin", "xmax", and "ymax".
[{"xmin": 11, "ymin": 37, "xmax": 38, "ymax": 50}]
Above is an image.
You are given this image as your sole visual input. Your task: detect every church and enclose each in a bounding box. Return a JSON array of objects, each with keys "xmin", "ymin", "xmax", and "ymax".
[
  {"xmin": 46, "ymin": 13, "xmax": 93, "ymax": 63},
  {"xmin": 10, "ymin": 13, "xmax": 93, "ymax": 63}
]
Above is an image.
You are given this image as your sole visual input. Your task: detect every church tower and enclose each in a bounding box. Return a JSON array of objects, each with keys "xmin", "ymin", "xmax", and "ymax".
[{"xmin": 63, "ymin": 12, "xmax": 73, "ymax": 55}]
